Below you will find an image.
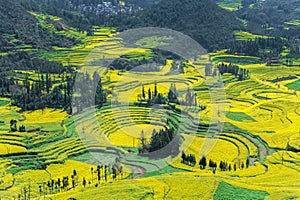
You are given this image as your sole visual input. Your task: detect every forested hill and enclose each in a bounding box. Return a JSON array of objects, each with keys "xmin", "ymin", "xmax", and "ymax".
[
  {"xmin": 236, "ymin": 0, "xmax": 300, "ymax": 38},
  {"xmin": 14, "ymin": 0, "xmax": 243, "ymax": 51},
  {"xmin": 238, "ymin": 0, "xmax": 300, "ymax": 26},
  {"xmin": 0, "ymin": 0, "xmax": 38, "ymax": 52},
  {"xmin": 124, "ymin": 0, "xmax": 159, "ymax": 7},
  {"xmin": 109, "ymin": 0, "xmax": 243, "ymax": 51},
  {"xmin": 0, "ymin": 0, "xmax": 78, "ymax": 53}
]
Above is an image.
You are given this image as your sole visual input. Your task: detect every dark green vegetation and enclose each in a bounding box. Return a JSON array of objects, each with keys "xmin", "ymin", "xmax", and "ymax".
[
  {"xmin": 109, "ymin": 0, "xmax": 243, "ymax": 51},
  {"xmin": 226, "ymin": 112, "xmax": 256, "ymax": 122},
  {"xmin": 227, "ymin": 37, "xmax": 286, "ymax": 60},
  {"xmin": 286, "ymin": 80, "xmax": 300, "ymax": 91},
  {"xmin": 124, "ymin": 0, "xmax": 159, "ymax": 8},
  {"xmin": 0, "ymin": 69, "xmax": 106, "ymax": 113},
  {"xmin": 19, "ymin": 0, "xmax": 153, "ymax": 32},
  {"xmin": 148, "ymin": 128, "xmax": 175, "ymax": 152},
  {"xmin": 108, "ymin": 0, "xmax": 300, "ymax": 62},
  {"xmin": 141, "ymin": 165, "xmax": 188, "ymax": 178},
  {"xmin": 212, "ymin": 55, "xmax": 261, "ymax": 65},
  {"xmin": 217, "ymin": 63, "xmax": 249, "ymax": 81},
  {"xmin": 1, "ymin": 0, "xmax": 300, "ymax": 68},
  {"xmin": 182, "ymin": 154, "xmax": 249, "ymax": 173},
  {"xmin": 137, "ymin": 82, "xmax": 204, "ymax": 108},
  {"xmin": 18, "ymin": 0, "xmax": 243, "ymax": 51},
  {"xmin": 211, "ymin": 0, "xmax": 300, "ymax": 63},
  {"xmin": 0, "ymin": 0, "xmax": 78, "ymax": 53},
  {"xmin": 0, "ymin": 99, "xmax": 9, "ymax": 106},
  {"xmin": 37, "ymin": 164, "xmax": 123, "ymax": 197},
  {"xmin": 109, "ymin": 49, "xmax": 180, "ymax": 71},
  {"xmin": 237, "ymin": 0, "xmax": 300, "ymax": 35},
  {"xmin": 214, "ymin": 182, "xmax": 269, "ymax": 200}
]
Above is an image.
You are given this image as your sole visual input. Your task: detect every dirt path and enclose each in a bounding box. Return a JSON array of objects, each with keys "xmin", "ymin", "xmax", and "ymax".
[{"xmin": 124, "ymin": 163, "xmax": 147, "ymax": 179}]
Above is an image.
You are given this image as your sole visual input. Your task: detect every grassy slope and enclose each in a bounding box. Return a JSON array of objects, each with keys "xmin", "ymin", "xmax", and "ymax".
[{"xmin": 214, "ymin": 181, "xmax": 268, "ymax": 200}]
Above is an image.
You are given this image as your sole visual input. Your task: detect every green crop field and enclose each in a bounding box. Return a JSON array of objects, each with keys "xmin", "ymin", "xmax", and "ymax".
[
  {"xmin": 214, "ymin": 182, "xmax": 269, "ymax": 200},
  {"xmin": 285, "ymin": 79, "xmax": 300, "ymax": 91},
  {"xmin": 217, "ymin": 0, "xmax": 242, "ymax": 11},
  {"xmin": 226, "ymin": 112, "xmax": 256, "ymax": 122},
  {"xmin": 234, "ymin": 31, "xmax": 270, "ymax": 40},
  {"xmin": 284, "ymin": 20, "xmax": 300, "ymax": 26}
]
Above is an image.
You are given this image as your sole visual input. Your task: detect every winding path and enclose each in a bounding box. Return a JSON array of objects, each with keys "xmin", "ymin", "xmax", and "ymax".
[{"xmin": 124, "ymin": 163, "xmax": 146, "ymax": 179}]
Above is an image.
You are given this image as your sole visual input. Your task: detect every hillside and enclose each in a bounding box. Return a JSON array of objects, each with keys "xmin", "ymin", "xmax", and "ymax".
[
  {"xmin": 124, "ymin": 0, "xmax": 159, "ymax": 7},
  {"xmin": 0, "ymin": 0, "xmax": 77, "ymax": 53},
  {"xmin": 236, "ymin": 0, "xmax": 300, "ymax": 37},
  {"xmin": 18, "ymin": 0, "xmax": 144, "ymax": 30},
  {"xmin": 1, "ymin": 1, "xmax": 300, "ymax": 199},
  {"xmin": 17, "ymin": 0, "xmax": 244, "ymax": 52},
  {"xmin": 109, "ymin": 0, "xmax": 243, "ymax": 51}
]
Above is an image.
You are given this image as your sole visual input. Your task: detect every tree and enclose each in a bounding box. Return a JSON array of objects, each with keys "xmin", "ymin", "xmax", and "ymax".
[
  {"xmin": 71, "ymin": 175, "xmax": 75, "ymax": 190},
  {"xmin": 141, "ymin": 130, "xmax": 146, "ymax": 147},
  {"xmin": 45, "ymin": 73, "xmax": 51, "ymax": 94},
  {"xmin": 168, "ymin": 83, "xmax": 178, "ymax": 103},
  {"xmin": 154, "ymin": 81, "xmax": 158, "ymax": 97},
  {"xmin": 219, "ymin": 161, "xmax": 224, "ymax": 171},
  {"xmin": 142, "ymin": 85, "xmax": 146, "ymax": 99},
  {"xmin": 112, "ymin": 166, "xmax": 117, "ymax": 181},
  {"xmin": 39, "ymin": 185, "xmax": 42, "ymax": 196},
  {"xmin": 189, "ymin": 154, "xmax": 196, "ymax": 166},
  {"xmin": 91, "ymin": 167, "xmax": 94, "ymax": 183},
  {"xmin": 94, "ymin": 72, "xmax": 106, "ymax": 106},
  {"xmin": 73, "ymin": 169, "xmax": 77, "ymax": 177},
  {"xmin": 57, "ymin": 178, "xmax": 61, "ymax": 192},
  {"xmin": 185, "ymin": 88, "xmax": 192, "ymax": 106},
  {"xmin": 199, "ymin": 156, "xmax": 207, "ymax": 169},
  {"xmin": 10, "ymin": 119, "xmax": 17, "ymax": 132},
  {"xmin": 181, "ymin": 151, "xmax": 187, "ymax": 164},
  {"xmin": 246, "ymin": 157, "xmax": 250, "ymax": 168},
  {"xmin": 96, "ymin": 165, "xmax": 101, "ymax": 183},
  {"xmin": 62, "ymin": 176, "xmax": 69, "ymax": 191},
  {"xmin": 19, "ymin": 125, "xmax": 26, "ymax": 132},
  {"xmin": 205, "ymin": 64, "xmax": 212, "ymax": 76},
  {"xmin": 104, "ymin": 165, "xmax": 108, "ymax": 182},
  {"xmin": 83, "ymin": 177, "xmax": 86, "ymax": 188},
  {"xmin": 148, "ymin": 88, "xmax": 152, "ymax": 100},
  {"xmin": 148, "ymin": 128, "xmax": 175, "ymax": 152}
]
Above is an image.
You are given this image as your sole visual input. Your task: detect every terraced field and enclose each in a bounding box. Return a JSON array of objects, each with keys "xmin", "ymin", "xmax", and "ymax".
[{"xmin": 1, "ymin": 22, "xmax": 300, "ymax": 199}]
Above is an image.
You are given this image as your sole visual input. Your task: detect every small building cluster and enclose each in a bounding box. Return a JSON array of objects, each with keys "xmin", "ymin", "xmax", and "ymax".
[{"xmin": 76, "ymin": 1, "xmax": 142, "ymax": 17}]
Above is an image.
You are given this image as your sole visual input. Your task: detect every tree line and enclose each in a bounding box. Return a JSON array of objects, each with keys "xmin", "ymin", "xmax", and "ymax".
[
  {"xmin": 181, "ymin": 152, "xmax": 250, "ymax": 173},
  {"xmin": 9, "ymin": 120, "xmax": 26, "ymax": 132},
  {"xmin": 217, "ymin": 63, "xmax": 249, "ymax": 81},
  {"xmin": 227, "ymin": 37, "xmax": 285, "ymax": 59},
  {"xmin": 137, "ymin": 82, "xmax": 206, "ymax": 109},
  {"xmin": 35, "ymin": 162, "xmax": 124, "ymax": 199},
  {"xmin": 0, "ymin": 68, "xmax": 107, "ymax": 114}
]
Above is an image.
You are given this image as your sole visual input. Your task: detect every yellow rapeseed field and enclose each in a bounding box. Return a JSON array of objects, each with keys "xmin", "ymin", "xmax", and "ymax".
[{"xmin": 23, "ymin": 108, "xmax": 68, "ymax": 123}]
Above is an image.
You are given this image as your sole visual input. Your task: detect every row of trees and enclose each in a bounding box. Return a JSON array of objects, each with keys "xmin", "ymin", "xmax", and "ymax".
[
  {"xmin": 138, "ymin": 82, "xmax": 203, "ymax": 108},
  {"xmin": 181, "ymin": 152, "xmax": 197, "ymax": 166},
  {"xmin": 9, "ymin": 120, "xmax": 26, "ymax": 132},
  {"xmin": 227, "ymin": 37, "xmax": 285, "ymax": 59},
  {"xmin": 217, "ymin": 63, "xmax": 249, "ymax": 81},
  {"xmin": 0, "ymin": 69, "xmax": 107, "ymax": 114},
  {"xmin": 181, "ymin": 153, "xmax": 250, "ymax": 173},
  {"xmin": 37, "ymin": 163, "xmax": 123, "ymax": 198}
]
